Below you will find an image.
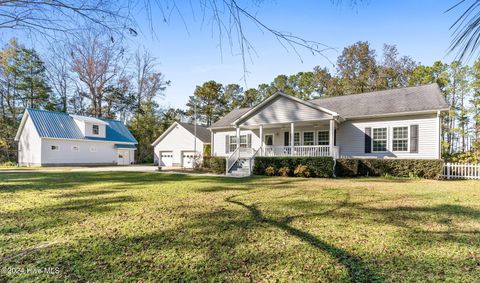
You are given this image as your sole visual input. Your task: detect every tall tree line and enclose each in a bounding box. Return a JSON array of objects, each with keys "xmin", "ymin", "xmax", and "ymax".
[
  {"xmin": 0, "ymin": 36, "xmax": 178, "ymax": 163},
  {"xmin": 186, "ymin": 41, "xmax": 480, "ymax": 155}
]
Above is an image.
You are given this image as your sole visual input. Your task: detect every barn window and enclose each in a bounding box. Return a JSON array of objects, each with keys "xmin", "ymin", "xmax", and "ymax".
[{"xmin": 92, "ymin": 124, "xmax": 99, "ymax": 135}]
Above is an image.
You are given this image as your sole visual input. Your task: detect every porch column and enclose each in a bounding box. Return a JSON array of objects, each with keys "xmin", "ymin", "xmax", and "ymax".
[
  {"xmin": 236, "ymin": 126, "xmax": 240, "ymax": 149},
  {"xmin": 290, "ymin": 122, "xmax": 295, "ymax": 156},
  {"xmin": 210, "ymin": 130, "xmax": 214, "ymax": 156},
  {"xmin": 329, "ymin": 119, "xmax": 335, "ymax": 158},
  {"xmin": 259, "ymin": 124, "xmax": 264, "ymax": 155}
]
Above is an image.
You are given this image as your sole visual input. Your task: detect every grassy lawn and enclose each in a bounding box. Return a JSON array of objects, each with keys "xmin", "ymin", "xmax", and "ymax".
[{"xmin": 1, "ymin": 172, "xmax": 479, "ymax": 282}]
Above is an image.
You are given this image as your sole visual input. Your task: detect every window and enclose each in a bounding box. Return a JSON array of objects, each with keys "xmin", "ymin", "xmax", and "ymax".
[
  {"xmin": 294, "ymin": 132, "xmax": 300, "ymax": 146},
  {"xmin": 71, "ymin": 145, "xmax": 79, "ymax": 151},
  {"xmin": 229, "ymin": 135, "xmax": 248, "ymax": 152},
  {"xmin": 92, "ymin": 124, "xmax": 99, "ymax": 135},
  {"xmin": 90, "ymin": 146, "xmax": 98, "ymax": 152},
  {"xmin": 239, "ymin": 135, "xmax": 247, "ymax": 148},
  {"xmin": 372, "ymin": 128, "xmax": 388, "ymax": 152},
  {"xmin": 264, "ymin": 134, "xmax": 274, "ymax": 146},
  {"xmin": 303, "ymin": 132, "xmax": 314, "ymax": 145},
  {"xmin": 51, "ymin": 145, "xmax": 59, "ymax": 151},
  {"xmin": 317, "ymin": 130, "xmax": 329, "ymax": 145},
  {"xmin": 392, "ymin": 126, "xmax": 409, "ymax": 152}
]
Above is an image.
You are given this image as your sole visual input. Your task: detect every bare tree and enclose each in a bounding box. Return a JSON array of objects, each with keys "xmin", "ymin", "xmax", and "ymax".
[
  {"xmin": 45, "ymin": 44, "xmax": 72, "ymax": 112},
  {"xmin": 0, "ymin": 0, "xmax": 134, "ymax": 39},
  {"xmin": 133, "ymin": 49, "xmax": 170, "ymax": 113},
  {"xmin": 2, "ymin": 1, "xmax": 338, "ymax": 75},
  {"xmin": 69, "ymin": 32, "xmax": 125, "ymax": 117}
]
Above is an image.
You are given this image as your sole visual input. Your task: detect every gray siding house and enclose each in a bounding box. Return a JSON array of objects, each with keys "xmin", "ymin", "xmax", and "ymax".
[{"xmin": 209, "ymin": 84, "xmax": 449, "ymax": 175}]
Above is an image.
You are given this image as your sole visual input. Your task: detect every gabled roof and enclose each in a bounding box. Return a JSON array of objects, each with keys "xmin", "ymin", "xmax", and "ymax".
[
  {"xmin": 15, "ymin": 108, "xmax": 137, "ymax": 143},
  {"xmin": 310, "ymin": 83, "xmax": 449, "ymax": 118},
  {"xmin": 210, "ymin": 108, "xmax": 251, "ymax": 128},
  {"xmin": 151, "ymin": 121, "xmax": 211, "ymax": 146},
  {"xmin": 210, "ymin": 92, "xmax": 339, "ymax": 128},
  {"xmin": 177, "ymin": 122, "xmax": 211, "ymax": 143},
  {"xmin": 211, "ymin": 84, "xmax": 450, "ymax": 128},
  {"xmin": 70, "ymin": 114, "xmax": 108, "ymax": 125}
]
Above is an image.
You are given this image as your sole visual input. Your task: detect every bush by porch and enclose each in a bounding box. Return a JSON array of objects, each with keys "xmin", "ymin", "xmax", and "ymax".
[
  {"xmin": 253, "ymin": 157, "xmax": 443, "ymax": 179},
  {"xmin": 253, "ymin": 156, "xmax": 334, "ymax": 177}
]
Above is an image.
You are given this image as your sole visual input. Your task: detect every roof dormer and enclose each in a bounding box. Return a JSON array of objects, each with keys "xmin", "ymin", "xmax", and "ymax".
[{"xmin": 70, "ymin": 115, "xmax": 108, "ymax": 138}]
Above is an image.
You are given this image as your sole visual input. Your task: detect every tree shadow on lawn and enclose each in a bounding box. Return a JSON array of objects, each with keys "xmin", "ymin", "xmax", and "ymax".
[
  {"xmin": 224, "ymin": 193, "xmax": 384, "ymax": 283},
  {"xmin": 0, "ymin": 194, "xmax": 138, "ymax": 240},
  {"xmin": 354, "ymin": 204, "xmax": 480, "ymax": 246},
  {"xmin": 0, "ymin": 172, "xmax": 262, "ymax": 194}
]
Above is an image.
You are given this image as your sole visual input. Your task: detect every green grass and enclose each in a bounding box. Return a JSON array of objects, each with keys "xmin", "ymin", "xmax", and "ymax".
[{"xmin": 1, "ymin": 172, "xmax": 479, "ymax": 282}]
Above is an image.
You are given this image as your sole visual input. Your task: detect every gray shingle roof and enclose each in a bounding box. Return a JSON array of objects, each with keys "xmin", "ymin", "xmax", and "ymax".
[
  {"xmin": 178, "ymin": 122, "xmax": 211, "ymax": 143},
  {"xmin": 211, "ymin": 84, "xmax": 449, "ymax": 127},
  {"xmin": 310, "ymin": 84, "xmax": 449, "ymax": 118},
  {"xmin": 24, "ymin": 108, "xmax": 137, "ymax": 143},
  {"xmin": 210, "ymin": 107, "xmax": 251, "ymax": 128}
]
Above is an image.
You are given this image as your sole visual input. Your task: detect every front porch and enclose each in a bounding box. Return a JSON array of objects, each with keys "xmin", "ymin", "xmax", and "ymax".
[
  {"xmin": 261, "ymin": 145, "xmax": 340, "ymax": 158},
  {"xmin": 225, "ymin": 119, "xmax": 340, "ymax": 176},
  {"xmin": 229, "ymin": 118, "xmax": 340, "ymax": 159}
]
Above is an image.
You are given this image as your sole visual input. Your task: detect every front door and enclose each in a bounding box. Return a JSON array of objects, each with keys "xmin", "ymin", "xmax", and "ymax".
[
  {"xmin": 117, "ymin": 150, "xmax": 129, "ymax": 165},
  {"xmin": 264, "ymin": 134, "xmax": 274, "ymax": 146}
]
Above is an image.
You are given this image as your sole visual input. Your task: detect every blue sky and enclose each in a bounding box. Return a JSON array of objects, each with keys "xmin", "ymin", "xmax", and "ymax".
[
  {"xmin": 134, "ymin": 0, "xmax": 462, "ymax": 109},
  {"xmin": 5, "ymin": 0, "xmax": 464, "ymax": 110}
]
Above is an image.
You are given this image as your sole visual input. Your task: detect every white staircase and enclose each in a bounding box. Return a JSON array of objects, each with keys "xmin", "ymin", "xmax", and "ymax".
[{"xmin": 227, "ymin": 158, "xmax": 252, "ymax": 177}]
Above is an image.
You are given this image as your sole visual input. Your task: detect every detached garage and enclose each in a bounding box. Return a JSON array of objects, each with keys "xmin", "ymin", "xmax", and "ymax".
[{"xmin": 152, "ymin": 122, "xmax": 211, "ymax": 167}]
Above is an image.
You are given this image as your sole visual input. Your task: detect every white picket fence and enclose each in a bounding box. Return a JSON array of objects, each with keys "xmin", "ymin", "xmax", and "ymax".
[{"xmin": 443, "ymin": 162, "xmax": 480, "ymax": 179}]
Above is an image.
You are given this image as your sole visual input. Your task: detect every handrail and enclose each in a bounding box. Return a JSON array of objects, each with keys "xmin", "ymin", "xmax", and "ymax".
[
  {"xmin": 262, "ymin": 145, "xmax": 335, "ymax": 157},
  {"xmin": 226, "ymin": 147, "xmax": 240, "ymax": 173},
  {"xmin": 249, "ymin": 147, "xmax": 262, "ymax": 175}
]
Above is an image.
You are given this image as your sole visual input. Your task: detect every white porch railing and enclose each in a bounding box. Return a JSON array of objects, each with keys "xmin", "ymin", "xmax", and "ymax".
[
  {"xmin": 443, "ymin": 162, "xmax": 480, "ymax": 179},
  {"xmin": 261, "ymin": 146, "xmax": 339, "ymax": 157}
]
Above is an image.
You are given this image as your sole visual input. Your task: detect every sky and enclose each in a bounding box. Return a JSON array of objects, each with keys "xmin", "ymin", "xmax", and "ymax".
[{"xmin": 4, "ymin": 0, "xmax": 465, "ymax": 110}]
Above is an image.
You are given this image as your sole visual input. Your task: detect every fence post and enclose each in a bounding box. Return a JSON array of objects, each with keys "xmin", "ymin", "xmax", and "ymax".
[{"xmin": 446, "ymin": 162, "xmax": 451, "ymax": 179}]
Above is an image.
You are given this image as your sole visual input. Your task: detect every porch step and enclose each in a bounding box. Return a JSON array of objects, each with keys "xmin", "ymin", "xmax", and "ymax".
[{"xmin": 227, "ymin": 158, "xmax": 251, "ymax": 177}]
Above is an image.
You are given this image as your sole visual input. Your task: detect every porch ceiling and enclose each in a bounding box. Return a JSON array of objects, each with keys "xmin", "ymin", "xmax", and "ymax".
[{"xmin": 240, "ymin": 120, "xmax": 331, "ymax": 130}]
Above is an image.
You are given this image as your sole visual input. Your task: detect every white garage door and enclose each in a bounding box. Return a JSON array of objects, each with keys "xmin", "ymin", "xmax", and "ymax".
[
  {"xmin": 160, "ymin": 151, "xmax": 173, "ymax": 167},
  {"xmin": 182, "ymin": 152, "xmax": 196, "ymax": 168}
]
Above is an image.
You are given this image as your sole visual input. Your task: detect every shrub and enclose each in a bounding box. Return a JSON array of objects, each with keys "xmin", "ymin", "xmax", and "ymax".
[
  {"xmin": 253, "ymin": 157, "xmax": 334, "ymax": 178},
  {"xmin": 294, "ymin": 164, "xmax": 311, "ymax": 177},
  {"xmin": 265, "ymin": 166, "xmax": 276, "ymax": 176},
  {"xmin": 278, "ymin": 166, "xmax": 290, "ymax": 177},
  {"xmin": 203, "ymin": 144, "xmax": 211, "ymax": 157},
  {"xmin": 203, "ymin": 156, "xmax": 226, "ymax": 174},
  {"xmin": 0, "ymin": 161, "xmax": 16, "ymax": 167},
  {"xmin": 335, "ymin": 158, "xmax": 443, "ymax": 179}
]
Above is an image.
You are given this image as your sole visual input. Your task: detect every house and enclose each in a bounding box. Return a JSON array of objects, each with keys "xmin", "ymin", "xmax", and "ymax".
[
  {"xmin": 209, "ymin": 83, "xmax": 449, "ymax": 176},
  {"xmin": 15, "ymin": 109, "xmax": 137, "ymax": 166},
  {"xmin": 152, "ymin": 122, "xmax": 211, "ymax": 168}
]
